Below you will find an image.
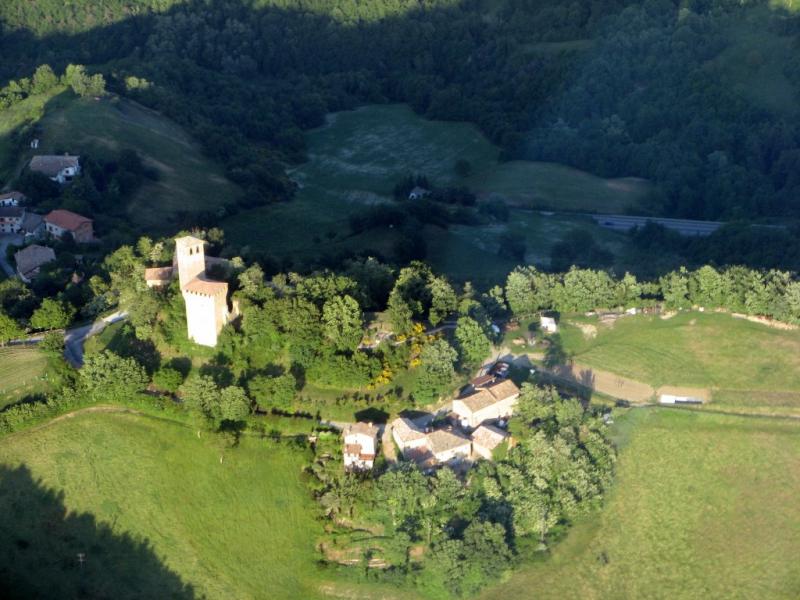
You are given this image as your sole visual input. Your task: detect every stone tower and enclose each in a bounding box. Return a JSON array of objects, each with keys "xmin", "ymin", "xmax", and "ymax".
[
  {"xmin": 174, "ymin": 235, "xmax": 229, "ymax": 347},
  {"xmin": 175, "ymin": 236, "xmax": 207, "ymax": 289}
]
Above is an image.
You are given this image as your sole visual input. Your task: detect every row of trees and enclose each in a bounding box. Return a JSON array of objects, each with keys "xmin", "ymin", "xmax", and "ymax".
[
  {"xmin": 0, "ymin": 64, "xmax": 105, "ymax": 110},
  {"xmin": 308, "ymin": 382, "xmax": 614, "ymax": 597},
  {"xmin": 505, "ymin": 264, "xmax": 800, "ymax": 323}
]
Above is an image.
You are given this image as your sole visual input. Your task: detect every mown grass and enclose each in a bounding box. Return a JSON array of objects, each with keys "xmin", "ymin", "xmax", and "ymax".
[
  {"xmin": 32, "ymin": 93, "xmax": 241, "ymax": 232},
  {"xmin": 0, "ymin": 411, "xmax": 329, "ymax": 599},
  {"xmin": 0, "ymin": 346, "xmax": 51, "ymax": 409},
  {"xmin": 223, "ymin": 104, "xmax": 632, "ymax": 286},
  {"xmin": 480, "ymin": 408, "xmax": 800, "ymax": 599},
  {"xmin": 559, "ymin": 312, "xmax": 800, "ymax": 397}
]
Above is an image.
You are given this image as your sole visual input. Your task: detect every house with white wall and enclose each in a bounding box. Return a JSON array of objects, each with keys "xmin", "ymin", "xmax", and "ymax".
[
  {"xmin": 29, "ymin": 155, "xmax": 81, "ymax": 184},
  {"xmin": 343, "ymin": 422, "xmax": 379, "ymax": 471},
  {"xmin": 452, "ymin": 379, "xmax": 520, "ymax": 429}
]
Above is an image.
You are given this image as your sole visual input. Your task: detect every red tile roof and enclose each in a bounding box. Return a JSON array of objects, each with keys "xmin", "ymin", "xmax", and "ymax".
[
  {"xmin": 183, "ymin": 277, "xmax": 228, "ymax": 296},
  {"xmin": 45, "ymin": 209, "xmax": 92, "ymax": 231}
]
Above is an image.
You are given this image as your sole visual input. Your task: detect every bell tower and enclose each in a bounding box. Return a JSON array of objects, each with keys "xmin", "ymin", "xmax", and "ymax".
[{"xmin": 174, "ymin": 236, "xmax": 206, "ymax": 288}]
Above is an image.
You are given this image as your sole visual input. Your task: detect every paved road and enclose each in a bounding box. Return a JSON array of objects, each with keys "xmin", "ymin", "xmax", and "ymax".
[
  {"xmin": 0, "ymin": 233, "xmax": 22, "ymax": 277},
  {"xmin": 586, "ymin": 214, "xmax": 723, "ymax": 236},
  {"xmin": 63, "ymin": 311, "xmax": 128, "ymax": 367}
]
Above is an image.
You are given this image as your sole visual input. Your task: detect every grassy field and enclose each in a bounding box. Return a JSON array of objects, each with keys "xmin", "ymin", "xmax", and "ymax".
[
  {"xmin": 0, "ymin": 346, "xmax": 51, "ymax": 409},
  {"xmin": 29, "ymin": 93, "xmax": 241, "ymax": 232},
  {"xmin": 223, "ymin": 104, "xmax": 635, "ymax": 285},
  {"xmin": 468, "ymin": 161, "xmax": 651, "ymax": 213},
  {"xmin": 559, "ymin": 312, "xmax": 800, "ymax": 403},
  {"xmin": 0, "ymin": 87, "xmax": 62, "ymax": 182},
  {"xmin": 481, "ymin": 408, "xmax": 800, "ymax": 599},
  {"xmin": 0, "ymin": 410, "xmax": 331, "ymax": 599}
]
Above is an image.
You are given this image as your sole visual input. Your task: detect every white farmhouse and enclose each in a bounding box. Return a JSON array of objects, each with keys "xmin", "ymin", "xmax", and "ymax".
[
  {"xmin": 426, "ymin": 429, "xmax": 471, "ymax": 465},
  {"xmin": 452, "ymin": 379, "xmax": 520, "ymax": 429},
  {"xmin": 0, "ymin": 191, "xmax": 25, "ymax": 206},
  {"xmin": 29, "ymin": 155, "xmax": 81, "ymax": 184},
  {"xmin": 0, "ymin": 206, "xmax": 24, "ymax": 233},
  {"xmin": 342, "ymin": 422, "xmax": 379, "ymax": 471}
]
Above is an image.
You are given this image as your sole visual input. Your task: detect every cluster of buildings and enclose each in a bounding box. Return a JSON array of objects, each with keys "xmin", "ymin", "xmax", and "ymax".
[
  {"xmin": 342, "ymin": 373, "xmax": 521, "ymax": 473},
  {"xmin": 0, "ymin": 155, "xmax": 95, "ymax": 283}
]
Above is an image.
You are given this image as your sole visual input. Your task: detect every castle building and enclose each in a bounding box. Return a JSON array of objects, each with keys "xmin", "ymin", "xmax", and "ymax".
[{"xmin": 174, "ymin": 236, "xmax": 229, "ymax": 347}]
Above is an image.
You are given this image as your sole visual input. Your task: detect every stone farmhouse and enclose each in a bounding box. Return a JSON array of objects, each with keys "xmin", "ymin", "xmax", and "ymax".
[
  {"xmin": 14, "ymin": 244, "xmax": 55, "ymax": 283},
  {"xmin": 470, "ymin": 424, "xmax": 510, "ymax": 460},
  {"xmin": 451, "ymin": 378, "xmax": 520, "ymax": 429},
  {"xmin": 144, "ymin": 235, "xmax": 233, "ymax": 347},
  {"xmin": 391, "ymin": 414, "xmax": 509, "ymax": 469},
  {"xmin": 45, "ymin": 209, "xmax": 94, "ymax": 243},
  {"xmin": 0, "ymin": 191, "xmax": 25, "ymax": 206},
  {"xmin": 29, "ymin": 155, "xmax": 81, "ymax": 184},
  {"xmin": 0, "ymin": 206, "xmax": 24, "ymax": 233},
  {"xmin": 342, "ymin": 422, "xmax": 379, "ymax": 472}
]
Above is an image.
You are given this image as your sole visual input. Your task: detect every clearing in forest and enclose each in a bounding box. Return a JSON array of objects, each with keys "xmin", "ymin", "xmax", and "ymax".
[{"xmin": 223, "ymin": 104, "xmax": 631, "ymax": 285}]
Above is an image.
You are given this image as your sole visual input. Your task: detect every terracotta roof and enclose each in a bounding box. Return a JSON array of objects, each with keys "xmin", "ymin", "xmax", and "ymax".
[
  {"xmin": 391, "ymin": 417, "xmax": 427, "ymax": 444},
  {"xmin": 471, "ymin": 424, "xmax": 509, "ymax": 451},
  {"xmin": 45, "ymin": 209, "xmax": 92, "ymax": 231},
  {"xmin": 30, "ymin": 155, "xmax": 80, "ymax": 177},
  {"xmin": 457, "ymin": 379, "xmax": 520, "ymax": 412},
  {"xmin": 487, "ymin": 379, "xmax": 520, "ymax": 401},
  {"xmin": 145, "ymin": 266, "xmax": 174, "ymax": 281},
  {"xmin": 470, "ymin": 374, "xmax": 496, "ymax": 388},
  {"xmin": 183, "ymin": 277, "xmax": 228, "ymax": 296},
  {"xmin": 0, "ymin": 206, "xmax": 23, "ymax": 218},
  {"xmin": 0, "ymin": 191, "xmax": 25, "ymax": 202},
  {"xmin": 427, "ymin": 429, "xmax": 470, "ymax": 454},
  {"xmin": 14, "ymin": 244, "xmax": 55, "ymax": 278},
  {"xmin": 344, "ymin": 422, "xmax": 379, "ymax": 438}
]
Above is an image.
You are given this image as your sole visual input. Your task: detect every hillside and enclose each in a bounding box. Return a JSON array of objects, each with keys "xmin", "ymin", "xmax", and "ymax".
[{"xmin": 20, "ymin": 93, "xmax": 241, "ymax": 232}]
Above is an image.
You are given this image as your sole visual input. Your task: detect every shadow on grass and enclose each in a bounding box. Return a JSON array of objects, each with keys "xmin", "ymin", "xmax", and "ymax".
[{"xmin": 0, "ymin": 464, "xmax": 195, "ymax": 599}]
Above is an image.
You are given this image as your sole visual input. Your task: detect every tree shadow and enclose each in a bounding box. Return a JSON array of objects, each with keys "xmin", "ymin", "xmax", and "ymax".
[{"xmin": 0, "ymin": 464, "xmax": 195, "ymax": 599}]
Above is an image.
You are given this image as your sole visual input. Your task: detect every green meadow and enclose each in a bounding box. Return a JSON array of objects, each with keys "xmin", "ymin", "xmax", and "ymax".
[
  {"xmin": 0, "ymin": 410, "xmax": 328, "ymax": 599},
  {"xmin": 0, "ymin": 346, "xmax": 51, "ymax": 409},
  {"xmin": 559, "ymin": 312, "xmax": 800, "ymax": 406},
  {"xmin": 30, "ymin": 93, "xmax": 241, "ymax": 232},
  {"xmin": 482, "ymin": 408, "xmax": 800, "ymax": 600},
  {"xmin": 223, "ymin": 104, "xmax": 636, "ymax": 285}
]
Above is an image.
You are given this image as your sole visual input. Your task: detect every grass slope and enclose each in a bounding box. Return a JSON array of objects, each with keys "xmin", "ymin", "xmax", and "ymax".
[
  {"xmin": 224, "ymin": 104, "xmax": 633, "ymax": 285},
  {"xmin": 31, "ymin": 93, "xmax": 241, "ymax": 232},
  {"xmin": 560, "ymin": 312, "xmax": 800, "ymax": 401},
  {"xmin": 0, "ymin": 87, "xmax": 62, "ymax": 182},
  {"xmin": 0, "ymin": 411, "xmax": 325, "ymax": 599},
  {"xmin": 0, "ymin": 346, "xmax": 50, "ymax": 409},
  {"xmin": 481, "ymin": 408, "xmax": 800, "ymax": 599}
]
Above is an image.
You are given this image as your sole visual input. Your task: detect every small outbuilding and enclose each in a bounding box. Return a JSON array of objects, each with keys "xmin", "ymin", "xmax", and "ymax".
[
  {"xmin": 30, "ymin": 155, "xmax": 81, "ymax": 184},
  {"xmin": 0, "ymin": 191, "xmax": 25, "ymax": 207}
]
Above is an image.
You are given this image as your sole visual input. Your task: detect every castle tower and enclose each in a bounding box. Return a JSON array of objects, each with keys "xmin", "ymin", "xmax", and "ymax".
[
  {"xmin": 175, "ymin": 236, "xmax": 207, "ymax": 289},
  {"xmin": 174, "ymin": 235, "xmax": 229, "ymax": 347}
]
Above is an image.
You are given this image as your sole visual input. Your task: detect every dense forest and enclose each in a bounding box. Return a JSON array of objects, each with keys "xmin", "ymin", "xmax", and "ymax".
[{"xmin": 2, "ymin": 0, "xmax": 800, "ymax": 234}]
